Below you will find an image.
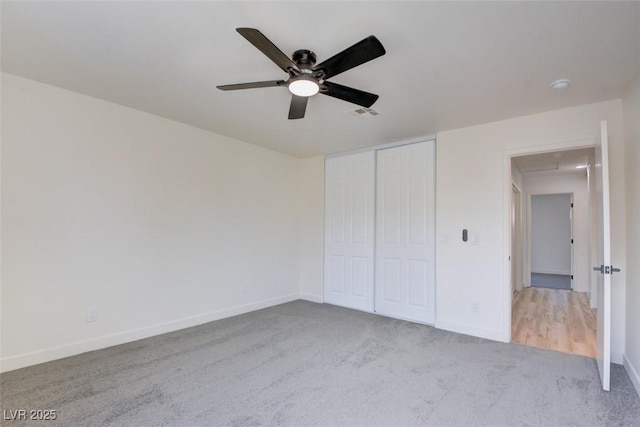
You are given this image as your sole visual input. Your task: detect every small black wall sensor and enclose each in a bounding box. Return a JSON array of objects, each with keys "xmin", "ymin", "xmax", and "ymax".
[{"xmin": 462, "ymin": 229, "xmax": 468, "ymax": 242}]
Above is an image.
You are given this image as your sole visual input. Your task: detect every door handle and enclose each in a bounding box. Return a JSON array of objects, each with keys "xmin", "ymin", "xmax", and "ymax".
[{"xmin": 592, "ymin": 265, "xmax": 621, "ymax": 275}]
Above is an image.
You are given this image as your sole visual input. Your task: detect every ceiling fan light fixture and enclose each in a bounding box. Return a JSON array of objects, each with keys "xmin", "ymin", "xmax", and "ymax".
[{"xmin": 288, "ymin": 76, "xmax": 319, "ymax": 97}]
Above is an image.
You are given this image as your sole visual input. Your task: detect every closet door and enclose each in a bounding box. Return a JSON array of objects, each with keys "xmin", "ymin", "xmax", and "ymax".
[
  {"xmin": 375, "ymin": 141, "xmax": 435, "ymax": 324},
  {"xmin": 324, "ymin": 152, "xmax": 375, "ymax": 311}
]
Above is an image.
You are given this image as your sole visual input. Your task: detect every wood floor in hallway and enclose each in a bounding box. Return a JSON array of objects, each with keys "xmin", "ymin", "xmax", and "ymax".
[{"xmin": 511, "ymin": 287, "xmax": 597, "ymax": 358}]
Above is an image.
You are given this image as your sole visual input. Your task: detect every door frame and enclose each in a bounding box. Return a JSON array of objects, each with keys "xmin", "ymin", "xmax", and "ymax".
[
  {"xmin": 502, "ymin": 137, "xmax": 597, "ymax": 342},
  {"xmin": 511, "ymin": 183, "xmax": 523, "ymax": 293}
]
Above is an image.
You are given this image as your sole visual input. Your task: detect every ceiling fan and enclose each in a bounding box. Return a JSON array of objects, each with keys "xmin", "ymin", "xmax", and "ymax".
[{"xmin": 217, "ymin": 28, "xmax": 386, "ymax": 120}]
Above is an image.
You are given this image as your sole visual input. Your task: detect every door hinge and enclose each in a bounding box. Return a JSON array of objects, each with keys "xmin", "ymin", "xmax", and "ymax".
[
  {"xmin": 571, "ymin": 239, "xmax": 574, "ymax": 244},
  {"xmin": 571, "ymin": 203, "xmax": 574, "ymax": 208},
  {"xmin": 571, "ymin": 275, "xmax": 574, "ymax": 280}
]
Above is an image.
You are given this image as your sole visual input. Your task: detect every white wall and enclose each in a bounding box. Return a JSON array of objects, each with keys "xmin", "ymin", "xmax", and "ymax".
[
  {"xmin": 530, "ymin": 193, "xmax": 572, "ymax": 276},
  {"xmin": 523, "ymin": 173, "xmax": 590, "ymax": 293},
  {"xmin": 1, "ymin": 73, "xmax": 301, "ymax": 371},
  {"xmin": 622, "ymin": 71, "xmax": 640, "ymax": 395},
  {"xmin": 435, "ymin": 100, "xmax": 626, "ymax": 362},
  {"xmin": 298, "ymin": 156, "xmax": 324, "ymax": 303}
]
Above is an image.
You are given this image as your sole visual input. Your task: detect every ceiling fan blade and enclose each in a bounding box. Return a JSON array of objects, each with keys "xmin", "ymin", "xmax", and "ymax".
[
  {"xmin": 236, "ymin": 28, "xmax": 301, "ymax": 74},
  {"xmin": 217, "ymin": 80, "xmax": 285, "ymax": 91},
  {"xmin": 321, "ymin": 81, "xmax": 379, "ymax": 108},
  {"xmin": 313, "ymin": 36, "xmax": 385, "ymax": 79},
  {"xmin": 288, "ymin": 95, "xmax": 308, "ymax": 119}
]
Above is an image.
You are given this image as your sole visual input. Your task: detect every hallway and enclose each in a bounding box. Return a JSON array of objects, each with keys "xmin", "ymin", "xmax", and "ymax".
[{"xmin": 512, "ymin": 287, "xmax": 596, "ymax": 357}]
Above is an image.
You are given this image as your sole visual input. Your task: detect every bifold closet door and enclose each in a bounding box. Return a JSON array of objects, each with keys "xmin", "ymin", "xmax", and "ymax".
[
  {"xmin": 324, "ymin": 151, "xmax": 375, "ymax": 311},
  {"xmin": 375, "ymin": 141, "xmax": 435, "ymax": 324}
]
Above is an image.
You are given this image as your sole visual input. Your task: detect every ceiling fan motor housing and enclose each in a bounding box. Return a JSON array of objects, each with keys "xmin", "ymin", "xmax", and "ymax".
[{"xmin": 292, "ymin": 49, "xmax": 317, "ymax": 70}]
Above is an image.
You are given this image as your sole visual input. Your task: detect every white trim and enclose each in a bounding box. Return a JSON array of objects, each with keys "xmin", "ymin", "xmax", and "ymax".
[
  {"xmin": 504, "ymin": 137, "xmax": 597, "ymax": 159},
  {"xmin": 377, "ymin": 312, "xmax": 435, "ymax": 327},
  {"xmin": 512, "ymin": 180, "xmax": 523, "ymax": 194},
  {"xmin": 324, "ymin": 135, "xmax": 436, "ymax": 159},
  {"xmin": 503, "ymin": 153, "xmax": 514, "ymax": 342},
  {"xmin": 436, "ymin": 319, "xmax": 508, "ymax": 343},
  {"xmin": 531, "ymin": 269, "xmax": 573, "ymax": 275},
  {"xmin": 511, "ymin": 184, "xmax": 524, "ymax": 292},
  {"xmin": 0, "ymin": 294, "xmax": 298, "ymax": 373},
  {"xmin": 623, "ymin": 354, "xmax": 640, "ymax": 397}
]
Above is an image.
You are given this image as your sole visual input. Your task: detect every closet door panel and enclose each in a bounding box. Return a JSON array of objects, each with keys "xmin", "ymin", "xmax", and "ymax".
[
  {"xmin": 324, "ymin": 152, "xmax": 375, "ymax": 311},
  {"xmin": 408, "ymin": 259, "xmax": 428, "ymax": 308},
  {"xmin": 351, "ymin": 257, "xmax": 369, "ymax": 297},
  {"xmin": 375, "ymin": 141, "xmax": 436, "ymax": 324},
  {"xmin": 382, "ymin": 258, "xmax": 402, "ymax": 303},
  {"xmin": 328, "ymin": 255, "xmax": 346, "ymax": 294}
]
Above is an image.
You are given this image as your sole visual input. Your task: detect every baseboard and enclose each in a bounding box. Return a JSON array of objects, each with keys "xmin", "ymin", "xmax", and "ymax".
[
  {"xmin": 623, "ymin": 354, "xmax": 640, "ymax": 397},
  {"xmin": 531, "ymin": 269, "xmax": 572, "ymax": 276},
  {"xmin": 0, "ymin": 294, "xmax": 298, "ymax": 373},
  {"xmin": 298, "ymin": 293, "xmax": 323, "ymax": 303},
  {"xmin": 435, "ymin": 319, "xmax": 508, "ymax": 343}
]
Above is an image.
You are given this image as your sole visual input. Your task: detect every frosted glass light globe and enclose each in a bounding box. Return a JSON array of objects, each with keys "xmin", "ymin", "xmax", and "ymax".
[{"xmin": 289, "ymin": 79, "xmax": 319, "ymax": 97}]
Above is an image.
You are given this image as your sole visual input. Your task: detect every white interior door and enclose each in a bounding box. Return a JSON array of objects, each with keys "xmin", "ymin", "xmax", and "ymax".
[
  {"xmin": 375, "ymin": 141, "xmax": 436, "ymax": 324},
  {"xmin": 324, "ymin": 152, "xmax": 375, "ymax": 312},
  {"xmin": 594, "ymin": 120, "xmax": 612, "ymax": 391}
]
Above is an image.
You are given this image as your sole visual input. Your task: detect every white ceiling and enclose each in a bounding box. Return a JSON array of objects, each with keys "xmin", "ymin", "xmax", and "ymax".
[
  {"xmin": 2, "ymin": 1, "xmax": 639, "ymax": 158},
  {"xmin": 513, "ymin": 147, "xmax": 594, "ymax": 176}
]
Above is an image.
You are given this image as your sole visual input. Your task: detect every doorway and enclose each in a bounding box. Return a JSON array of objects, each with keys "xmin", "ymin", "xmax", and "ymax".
[
  {"xmin": 530, "ymin": 193, "xmax": 573, "ymax": 290},
  {"xmin": 509, "ymin": 147, "xmax": 597, "ymax": 358}
]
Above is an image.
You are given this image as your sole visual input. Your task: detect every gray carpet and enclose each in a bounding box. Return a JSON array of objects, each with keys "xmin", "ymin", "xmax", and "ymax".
[
  {"xmin": 1, "ymin": 300, "xmax": 639, "ymax": 426},
  {"xmin": 531, "ymin": 273, "xmax": 572, "ymax": 290}
]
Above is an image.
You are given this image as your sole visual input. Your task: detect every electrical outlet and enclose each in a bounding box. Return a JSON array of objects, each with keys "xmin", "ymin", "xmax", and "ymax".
[
  {"xmin": 87, "ymin": 307, "xmax": 98, "ymax": 322},
  {"xmin": 472, "ymin": 302, "xmax": 480, "ymax": 313}
]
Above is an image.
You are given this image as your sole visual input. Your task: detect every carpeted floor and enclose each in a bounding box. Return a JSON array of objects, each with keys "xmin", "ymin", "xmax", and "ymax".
[
  {"xmin": 531, "ymin": 272, "xmax": 572, "ymax": 290},
  {"xmin": 1, "ymin": 300, "xmax": 639, "ymax": 426}
]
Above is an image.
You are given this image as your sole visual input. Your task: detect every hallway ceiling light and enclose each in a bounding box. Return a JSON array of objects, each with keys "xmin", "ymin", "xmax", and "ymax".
[{"xmin": 550, "ymin": 79, "xmax": 571, "ymax": 90}]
